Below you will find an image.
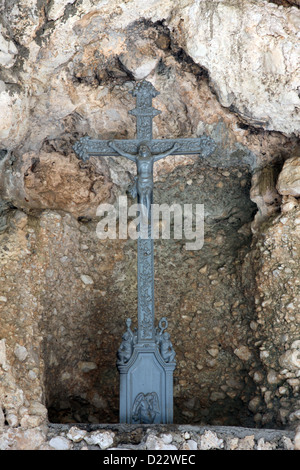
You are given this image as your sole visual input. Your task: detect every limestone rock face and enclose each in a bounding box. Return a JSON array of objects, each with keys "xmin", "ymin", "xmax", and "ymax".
[
  {"xmin": 250, "ymin": 164, "xmax": 282, "ymax": 231},
  {"xmin": 0, "ymin": 0, "xmax": 299, "ymax": 437},
  {"xmin": 22, "ymin": 151, "xmax": 113, "ymax": 217},
  {"xmin": 244, "ymin": 205, "xmax": 300, "ymax": 429},
  {"xmin": 0, "ymin": 0, "xmax": 299, "ymax": 158},
  {"xmin": 169, "ymin": 0, "xmax": 300, "ymax": 135},
  {"xmin": 0, "ymin": 0, "xmax": 298, "ymax": 218},
  {"xmin": 277, "ymin": 157, "xmax": 300, "ymax": 197},
  {"xmin": 119, "ymin": 39, "xmax": 163, "ymax": 80}
]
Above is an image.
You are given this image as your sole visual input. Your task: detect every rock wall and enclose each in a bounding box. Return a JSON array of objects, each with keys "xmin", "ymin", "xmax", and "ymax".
[
  {"xmin": 0, "ymin": 0, "xmax": 299, "ymax": 450},
  {"xmin": 0, "ymin": 165, "xmax": 258, "ymax": 427},
  {"xmin": 243, "ymin": 156, "xmax": 300, "ymax": 429},
  {"xmin": 0, "ymin": 423, "xmax": 298, "ymax": 450}
]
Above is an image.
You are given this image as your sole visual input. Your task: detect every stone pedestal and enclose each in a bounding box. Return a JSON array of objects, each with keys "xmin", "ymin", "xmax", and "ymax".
[{"xmin": 118, "ymin": 343, "xmax": 176, "ymax": 424}]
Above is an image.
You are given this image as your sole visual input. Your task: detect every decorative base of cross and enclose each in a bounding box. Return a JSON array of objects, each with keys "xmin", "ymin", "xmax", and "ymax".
[{"xmin": 117, "ymin": 317, "xmax": 176, "ymax": 424}]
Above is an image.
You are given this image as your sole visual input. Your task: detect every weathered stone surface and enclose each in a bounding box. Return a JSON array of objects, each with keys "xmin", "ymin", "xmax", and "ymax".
[
  {"xmin": 14, "ymin": 344, "xmax": 28, "ymax": 362},
  {"xmin": 294, "ymin": 429, "xmax": 300, "ymax": 450},
  {"xmin": 169, "ymin": 0, "xmax": 300, "ymax": 135},
  {"xmin": 0, "ymin": 427, "xmax": 47, "ymax": 450},
  {"xmin": 236, "ymin": 435, "xmax": 255, "ymax": 450},
  {"xmin": 200, "ymin": 430, "xmax": 224, "ymax": 450},
  {"xmin": 119, "ymin": 39, "xmax": 162, "ymax": 80},
  {"xmin": 0, "ymin": 0, "xmax": 299, "ymax": 449},
  {"xmin": 21, "ymin": 151, "xmax": 113, "ymax": 218},
  {"xmin": 49, "ymin": 436, "xmax": 72, "ymax": 450},
  {"xmin": 0, "ymin": 28, "xmax": 18, "ymax": 68},
  {"xmin": 146, "ymin": 433, "xmax": 178, "ymax": 450},
  {"xmin": 0, "ymin": 421, "xmax": 297, "ymax": 450},
  {"xmin": 250, "ymin": 164, "xmax": 282, "ymax": 231},
  {"xmin": 234, "ymin": 345, "xmax": 253, "ymax": 362},
  {"xmin": 67, "ymin": 426, "xmax": 87, "ymax": 442},
  {"xmin": 277, "ymin": 157, "xmax": 300, "ymax": 197},
  {"xmin": 279, "ymin": 341, "xmax": 300, "ymax": 371},
  {"xmin": 1, "ymin": 157, "xmax": 260, "ymax": 427},
  {"xmin": 0, "ymin": 0, "xmax": 298, "ymax": 220},
  {"xmin": 243, "ymin": 205, "xmax": 300, "ymax": 429},
  {"xmin": 84, "ymin": 430, "xmax": 115, "ymax": 449},
  {"xmin": 0, "ymin": 0, "xmax": 298, "ymax": 162}
]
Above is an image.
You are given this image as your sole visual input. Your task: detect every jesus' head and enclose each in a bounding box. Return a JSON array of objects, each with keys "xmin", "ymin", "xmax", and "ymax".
[{"xmin": 138, "ymin": 143, "xmax": 151, "ymax": 158}]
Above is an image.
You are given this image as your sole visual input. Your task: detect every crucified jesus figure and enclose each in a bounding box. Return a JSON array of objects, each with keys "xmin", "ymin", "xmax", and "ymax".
[{"xmin": 108, "ymin": 141, "xmax": 179, "ymax": 219}]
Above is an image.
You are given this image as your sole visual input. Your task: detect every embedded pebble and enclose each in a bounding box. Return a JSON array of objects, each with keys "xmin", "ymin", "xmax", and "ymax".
[
  {"xmin": 80, "ymin": 274, "xmax": 94, "ymax": 285},
  {"xmin": 14, "ymin": 344, "xmax": 28, "ymax": 362},
  {"xmin": 200, "ymin": 431, "xmax": 224, "ymax": 450},
  {"xmin": 49, "ymin": 436, "xmax": 72, "ymax": 450},
  {"xmin": 67, "ymin": 426, "xmax": 87, "ymax": 442},
  {"xmin": 84, "ymin": 431, "xmax": 114, "ymax": 449}
]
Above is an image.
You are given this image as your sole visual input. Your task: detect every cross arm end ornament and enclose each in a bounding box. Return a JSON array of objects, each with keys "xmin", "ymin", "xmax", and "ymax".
[
  {"xmin": 73, "ymin": 136, "xmax": 93, "ymax": 162},
  {"xmin": 73, "ymin": 136, "xmax": 139, "ymax": 161}
]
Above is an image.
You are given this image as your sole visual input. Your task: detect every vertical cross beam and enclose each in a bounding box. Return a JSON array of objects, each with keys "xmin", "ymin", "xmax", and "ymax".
[
  {"xmin": 129, "ymin": 81, "xmax": 161, "ymax": 142},
  {"xmin": 130, "ymin": 81, "xmax": 161, "ymax": 344},
  {"xmin": 137, "ymin": 237, "xmax": 155, "ymax": 343}
]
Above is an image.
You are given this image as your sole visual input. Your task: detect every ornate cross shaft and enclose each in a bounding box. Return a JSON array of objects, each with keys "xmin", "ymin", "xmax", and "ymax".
[{"xmin": 73, "ymin": 80, "xmax": 216, "ymax": 423}]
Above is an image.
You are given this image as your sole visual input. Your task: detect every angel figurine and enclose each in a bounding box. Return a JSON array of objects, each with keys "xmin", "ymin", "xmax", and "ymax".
[{"xmin": 132, "ymin": 392, "xmax": 160, "ymax": 424}]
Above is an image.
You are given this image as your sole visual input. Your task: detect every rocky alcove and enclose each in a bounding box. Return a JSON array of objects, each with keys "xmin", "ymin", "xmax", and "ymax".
[
  {"xmin": 43, "ymin": 160, "xmax": 257, "ymax": 427},
  {"xmin": 0, "ymin": 0, "xmax": 299, "ymax": 450}
]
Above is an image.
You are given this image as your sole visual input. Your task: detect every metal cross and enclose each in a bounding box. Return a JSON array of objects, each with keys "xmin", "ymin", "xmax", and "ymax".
[
  {"xmin": 73, "ymin": 80, "xmax": 215, "ymax": 344},
  {"xmin": 74, "ymin": 80, "xmax": 216, "ymax": 423}
]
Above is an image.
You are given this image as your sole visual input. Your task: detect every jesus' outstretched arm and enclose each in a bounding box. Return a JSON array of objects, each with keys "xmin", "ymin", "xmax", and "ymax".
[
  {"xmin": 108, "ymin": 141, "xmax": 137, "ymax": 162},
  {"xmin": 153, "ymin": 143, "xmax": 179, "ymax": 162}
]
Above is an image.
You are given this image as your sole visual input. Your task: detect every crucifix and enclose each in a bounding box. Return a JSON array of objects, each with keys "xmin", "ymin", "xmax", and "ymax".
[{"xmin": 73, "ymin": 80, "xmax": 215, "ymax": 424}]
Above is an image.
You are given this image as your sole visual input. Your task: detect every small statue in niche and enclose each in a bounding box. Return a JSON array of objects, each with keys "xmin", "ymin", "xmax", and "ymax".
[
  {"xmin": 117, "ymin": 318, "xmax": 136, "ymax": 365},
  {"xmin": 132, "ymin": 392, "xmax": 160, "ymax": 424},
  {"xmin": 156, "ymin": 317, "xmax": 176, "ymax": 363}
]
